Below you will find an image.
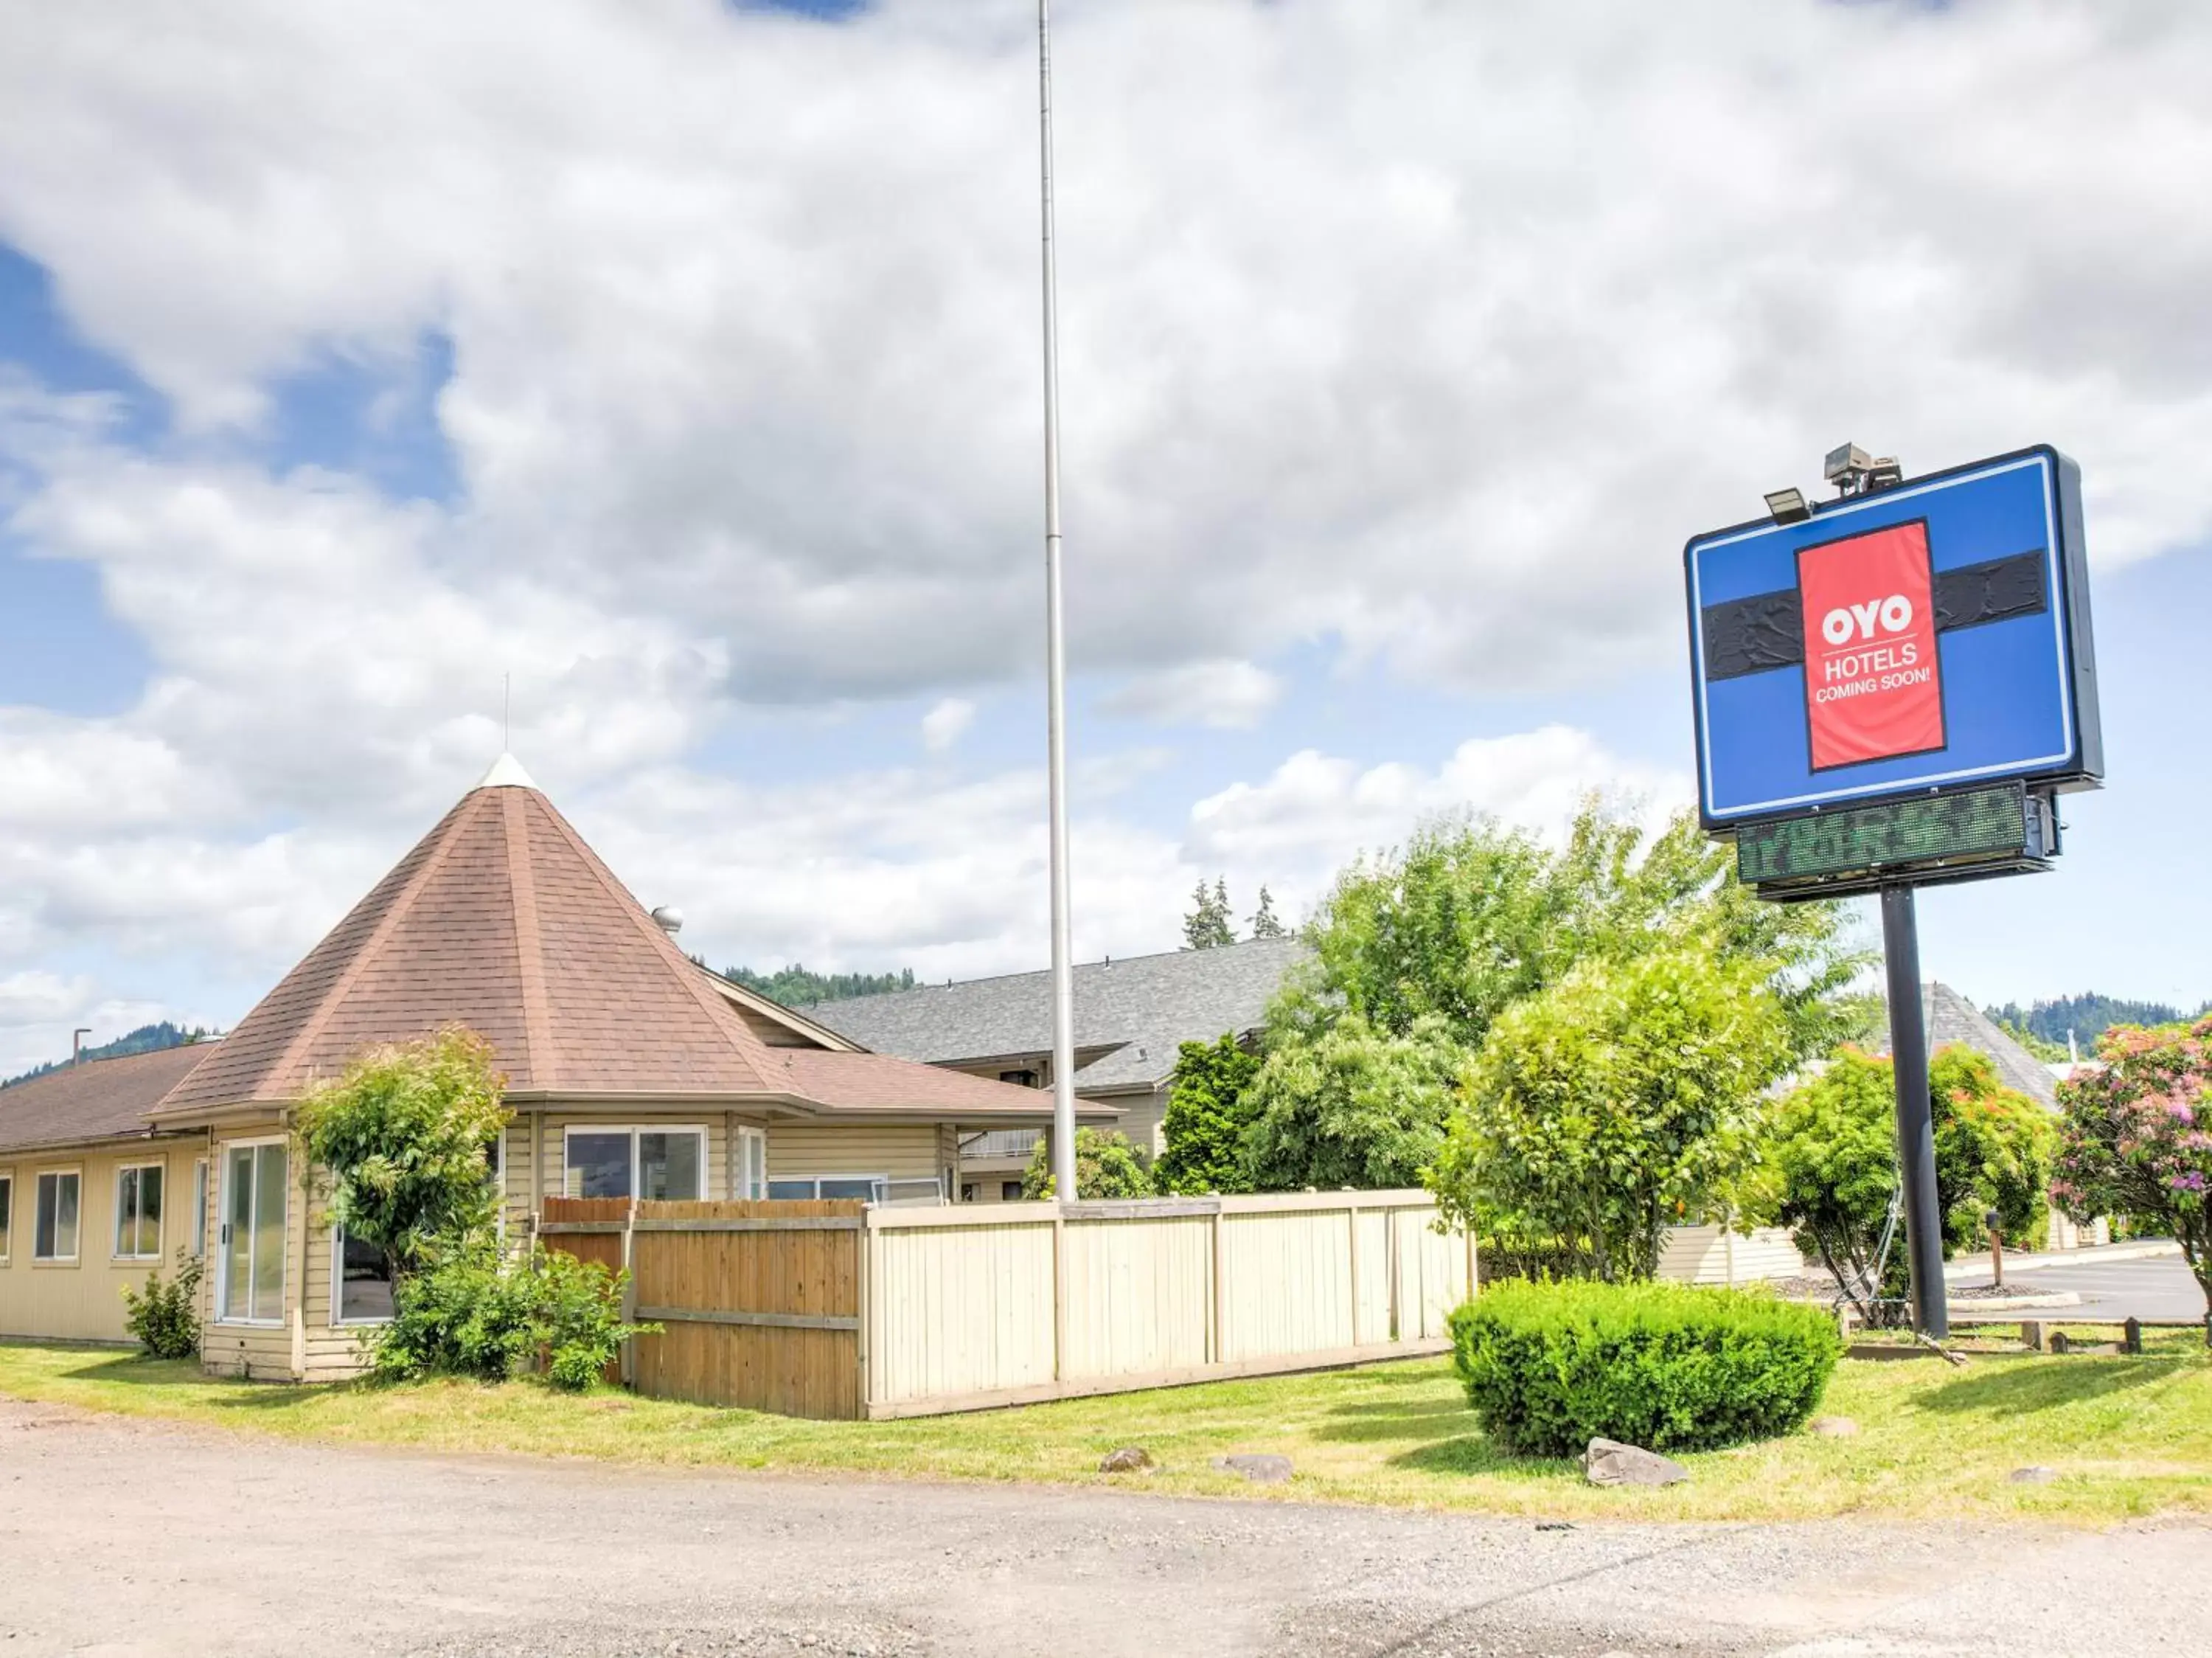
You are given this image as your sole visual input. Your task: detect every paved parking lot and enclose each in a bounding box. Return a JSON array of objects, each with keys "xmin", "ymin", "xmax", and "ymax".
[
  {"xmin": 1954, "ymin": 1249, "xmax": 2208, "ymax": 1325},
  {"xmin": 3, "ymin": 1396, "xmax": 2208, "ymax": 1657}
]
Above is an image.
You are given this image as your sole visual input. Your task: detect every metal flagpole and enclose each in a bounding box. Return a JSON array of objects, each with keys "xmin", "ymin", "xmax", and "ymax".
[{"xmin": 1038, "ymin": 0, "xmax": 1079, "ymax": 1199}]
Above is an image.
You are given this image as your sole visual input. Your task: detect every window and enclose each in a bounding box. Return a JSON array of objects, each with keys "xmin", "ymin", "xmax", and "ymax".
[
  {"xmin": 767, "ymin": 1174, "xmax": 886, "ymax": 1201},
  {"xmin": 114, "ymin": 1162, "xmax": 164, "ymax": 1260},
  {"xmin": 189, "ymin": 1160, "xmax": 209, "ymax": 1259},
  {"xmin": 998, "ymin": 1069, "xmax": 1039, "ymax": 1088},
  {"xmin": 332, "ymin": 1229, "xmax": 394, "ymax": 1324},
  {"xmin": 0, "ymin": 1173, "xmax": 12, "ymax": 1260},
  {"xmin": 218, "ymin": 1142, "xmax": 288, "ymax": 1323},
  {"xmin": 34, "ymin": 1170, "xmax": 80, "ymax": 1262},
  {"xmin": 735, "ymin": 1128, "xmax": 768, "ymax": 1201},
  {"xmin": 959, "ymin": 1182, "xmax": 978, "ymax": 1204},
  {"xmin": 1001, "ymin": 1181, "xmax": 1025, "ymax": 1203},
  {"xmin": 761, "ymin": 1173, "xmax": 942, "ymax": 1205},
  {"xmin": 562, "ymin": 1127, "xmax": 706, "ymax": 1201}
]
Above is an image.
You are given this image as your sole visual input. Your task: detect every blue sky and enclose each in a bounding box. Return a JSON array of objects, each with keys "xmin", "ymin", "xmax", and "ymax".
[{"xmin": 0, "ymin": 0, "xmax": 2207, "ymax": 1073}]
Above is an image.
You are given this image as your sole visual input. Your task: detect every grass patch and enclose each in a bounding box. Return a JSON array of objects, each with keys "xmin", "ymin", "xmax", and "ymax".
[{"xmin": 4, "ymin": 1332, "xmax": 2209, "ymax": 1525}]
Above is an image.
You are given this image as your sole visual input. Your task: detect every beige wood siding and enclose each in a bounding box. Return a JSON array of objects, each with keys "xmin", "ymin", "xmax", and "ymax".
[
  {"xmin": 768, "ymin": 1123, "xmax": 942, "ymax": 1184},
  {"xmin": 0, "ymin": 1142, "xmax": 204, "ymax": 1345}
]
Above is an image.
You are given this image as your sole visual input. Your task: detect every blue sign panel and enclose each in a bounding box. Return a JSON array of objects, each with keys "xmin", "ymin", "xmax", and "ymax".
[{"xmin": 1685, "ymin": 446, "xmax": 2101, "ymax": 828}]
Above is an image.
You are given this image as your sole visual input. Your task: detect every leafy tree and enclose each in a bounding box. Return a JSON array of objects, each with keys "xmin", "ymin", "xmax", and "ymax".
[
  {"xmin": 1991, "ymin": 1016, "xmax": 2070, "ymax": 1064},
  {"xmin": 1767, "ymin": 1045, "xmax": 2057, "ymax": 1324},
  {"xmin": 1248, "ymin": 884, "xmax": 1288, "ymax": 940},
  {"xmin": 1022, "ymin": 1127, "xmax": 1154, "ymax": 1199},
  {"xmin": 1429, "ymin": 949, "xmax": 1790, "ymax": 1282},
  {"xmin": 1242, "ymin": 1013, "xmax": 1461, "ymax": 1191},
  {"xmin": 292, "ymin": 1026, "xmax": 510, "ymax": 1286},
  {"xmin": 2054, "ymin": 1017, "xmax": 2212, "ymax": 1317},
  {"xmin": 1183, "ymin": 878, "xmax": 1237, "ymax": 950},
  {"xmin": 1155, "ymin": 1033, "xmax": 1262, "ymax": 1194},
  {"xmin": 1983, "ymin": 992, "xmax": 2208, "ymax": 1054},
  {"xmin": 722, "ymin": 963, "xmax": 917, "ymax": 1005},
  {"xmin": 1270, "ymin": 803, "xmax": 1863, "ymax": 1067}
]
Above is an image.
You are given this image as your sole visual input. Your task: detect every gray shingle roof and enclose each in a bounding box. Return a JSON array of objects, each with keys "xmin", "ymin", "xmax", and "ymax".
[
  {"xmin": 805, "ymin": 937, "xmax": 1310, "ymax": 1092},
  {"xmin": 1874, "ymin": 981, "xmax": 2059, "ymax": 1109},
  {"xmin": 0, "ymin": 1042, "xmax": 219, "ymax": 1156}
]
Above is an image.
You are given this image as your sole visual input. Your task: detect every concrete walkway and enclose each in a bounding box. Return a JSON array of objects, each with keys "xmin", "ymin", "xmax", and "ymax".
[{"xmin": 2, "ymin": 1397, "xmax": 2207, "ymax": 1657}]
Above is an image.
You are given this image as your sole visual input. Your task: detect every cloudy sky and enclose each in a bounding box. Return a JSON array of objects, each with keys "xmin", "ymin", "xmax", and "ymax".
[{"xmin": 1, "ymin": 0, "xmax": 2207, "ymax": 1075}]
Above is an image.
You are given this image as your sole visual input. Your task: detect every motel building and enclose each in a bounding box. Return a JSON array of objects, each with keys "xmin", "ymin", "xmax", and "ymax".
[{"xmin": 0, "ymin": 756, "xmax": 1104, "ymax": 1379}]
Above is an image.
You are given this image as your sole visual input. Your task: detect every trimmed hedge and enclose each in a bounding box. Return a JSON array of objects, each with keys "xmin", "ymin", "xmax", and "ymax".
[{"xmin": 1447, "ymin": 1280, "xmax": 1842, "ymax": 1457}]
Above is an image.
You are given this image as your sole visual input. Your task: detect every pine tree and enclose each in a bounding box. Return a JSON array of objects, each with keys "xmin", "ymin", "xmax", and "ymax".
[
  {"xmin": 1248, "ymin": 884, "xmax": 1287, "ymax": 939},
  {"xmin": 1182, "ymin": 878, "xmax": 1236, "ymax": 950}
]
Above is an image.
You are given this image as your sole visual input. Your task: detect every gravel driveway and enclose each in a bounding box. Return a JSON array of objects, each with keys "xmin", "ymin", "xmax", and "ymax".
[{"xmin": 1, "ymin": 1397, "xmax": 2204, "ymax": 1657}]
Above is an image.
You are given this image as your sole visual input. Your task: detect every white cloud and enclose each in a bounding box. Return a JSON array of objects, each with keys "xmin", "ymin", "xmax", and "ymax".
[
  {"xmin": 1186, "ymin": 726, "xmax": 1690, "ymax": 912},
  {"xmin": 1099, "ymin": 659, "xmax": 1284, "ymax": 729},
  {"xmin": 0, "ymin": 1, "xmax": 2208, "ymax": 1033},
  {"xmin": 0, "ymin": 0, "xmax": 2205, "ymax": 711},
  {"xmin": 919, "ymin": 696, "xmax": 975, "ymax": 753}
]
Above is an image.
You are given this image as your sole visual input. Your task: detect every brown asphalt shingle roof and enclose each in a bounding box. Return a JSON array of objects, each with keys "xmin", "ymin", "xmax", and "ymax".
[
  {"xmin": 0, "ymin": 1044, "xmax": 218, "ymax": 1156},
  {"xmin": 153, "ymin": 770, "xmax": 1051, "ymax": 1122}
]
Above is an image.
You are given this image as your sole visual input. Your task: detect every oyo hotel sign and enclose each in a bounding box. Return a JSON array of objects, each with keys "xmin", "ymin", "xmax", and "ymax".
[{"xmin": 1684, "ymin": 446, "xmax": 2102, "ymax": 829}]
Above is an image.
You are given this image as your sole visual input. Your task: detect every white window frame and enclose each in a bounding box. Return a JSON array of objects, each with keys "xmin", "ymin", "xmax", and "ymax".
[
  {"xmin": 330, "ymin": 1225, "xmax": 396, "ymax": 1327},
  {"xmin": 735, "ymin": 1126, "xmax": 768, "ymax": 1201},
  {"xmin": 215, "ymin": 1137, "xmax": 289, "ymax": 1326},
  {"xmin": 560, "ymin": 1125, "xmax": 709, "ymax": 1202},
  {"xmin": 32, "ymin": 1168, "xmax": 82, "ymax": 1263},
  {"xmin": 189, "ymin": 1158, "xmax": 209, "ymax": 1260},
  {"xmin": 0, "ymin": 1168, "xmax": 13, "ymax": 1264},
  {"xmin": 765, "ymin": 1173, "xmax": 892, "ymax": 1203},
  {"xmin": 113, "ymin": 1160, "xmax": 166, "ymax": 1262}
]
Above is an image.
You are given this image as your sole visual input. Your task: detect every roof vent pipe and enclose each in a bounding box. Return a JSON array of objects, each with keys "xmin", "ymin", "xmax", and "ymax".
[{"xmin": 650, "ymin": 906, "xmax": 684, "ymax": 938}]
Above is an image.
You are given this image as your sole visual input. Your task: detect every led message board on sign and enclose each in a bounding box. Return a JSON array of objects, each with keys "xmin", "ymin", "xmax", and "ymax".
[
  {"xmin": 1684, "ymin": 446, "xmax": 2101, "ymax": 830},
  {"xmin": 1733, "ymin": 782, "xmax": 2049, "ymax": 895}
]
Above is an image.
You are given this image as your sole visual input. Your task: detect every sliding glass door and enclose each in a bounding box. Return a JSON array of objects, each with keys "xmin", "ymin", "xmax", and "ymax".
[{"xmin": 218, "ymin": 1142, "xmax": 288, "ymax": 1322}]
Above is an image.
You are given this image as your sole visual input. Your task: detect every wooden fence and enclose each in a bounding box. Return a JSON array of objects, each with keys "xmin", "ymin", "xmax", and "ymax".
[{"xmin": 544, "ymin": 1190, "xmax": 1470, "ymax": 1421}]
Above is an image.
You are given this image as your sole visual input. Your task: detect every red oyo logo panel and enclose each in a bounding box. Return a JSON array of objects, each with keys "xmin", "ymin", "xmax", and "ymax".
[{"xmin": 1797, "ymin": 521, "xmax": 1945, "ymax": 771}]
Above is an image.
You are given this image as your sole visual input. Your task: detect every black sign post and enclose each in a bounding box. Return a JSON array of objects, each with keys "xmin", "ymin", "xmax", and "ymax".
[{"xmin": 1879, "ymin": 886, "xmax": 1948, "ymax": 1338}]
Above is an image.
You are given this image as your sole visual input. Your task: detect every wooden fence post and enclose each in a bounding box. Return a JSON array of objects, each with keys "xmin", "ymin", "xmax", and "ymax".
[
  {"xmin": 1051, "ymin": 1207, "xmax": 1068, "ymax": 1384},
  {"xmin": 2020, "ymin": 1319, "xmax": 2042, "ymax": 1352},
  {"xmin": 1346, "ymin": 1199, "xmax": 1363, "ymax": 1347},
  {"xmin": 619, "ymin": 1201, "xmax": 638, "ymax": 1387},
  {"xmin": 855, "ymin": 1207, "xmax": 872, "ymax": 1413},
  {"xmin": 1209, "ymin": 1208, "xmax": 1225, "ymax": 1365}
]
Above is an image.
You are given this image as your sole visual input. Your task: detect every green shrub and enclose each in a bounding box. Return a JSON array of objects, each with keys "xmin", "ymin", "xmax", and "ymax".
[
  {"xmin": 121, "ymin": 1249, "xmax": 204, "ymax": 1360},
  {"xmin": 371, "ymin": 1238, "xmax": 653, "ymax": 1391},
  {"xmin": 1021, "ymin": 1127, "xmax": 1152, "ymax": 1199},
  {"xmin": 1447, "ymin": 1280, "xmax": 1841, "ymax": 1457}
]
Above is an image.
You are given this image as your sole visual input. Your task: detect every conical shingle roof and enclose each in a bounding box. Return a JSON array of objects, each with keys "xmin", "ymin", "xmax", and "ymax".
[{"xmin": 159, "ymin": 769, "xmax": 789, "ymax": 1109}]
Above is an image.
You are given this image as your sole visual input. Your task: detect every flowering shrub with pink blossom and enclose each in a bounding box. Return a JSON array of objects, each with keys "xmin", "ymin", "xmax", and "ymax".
[{"xmin": 2054, "ymin": 1016, "xmax": 2212, "ymax": 1320}]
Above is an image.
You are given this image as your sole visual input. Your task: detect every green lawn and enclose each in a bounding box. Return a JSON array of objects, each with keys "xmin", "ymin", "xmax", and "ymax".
[{"xmin": 4, "ymin": 1332, "xmax": 2208, "ymax": 1525}]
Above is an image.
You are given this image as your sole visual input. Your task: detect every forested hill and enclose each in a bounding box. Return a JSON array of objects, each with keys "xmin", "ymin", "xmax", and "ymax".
[
  {"xmin": 0, "ymin": 1021, "xmax": 215, "ymax": 1090},
  {"xmin": 721, "ymin": 964, "xmax": 916, "ymax": 1006},
  {"xmin": 1982, "ymin": 993, "xmax": 2210, "ymax": 1055}
]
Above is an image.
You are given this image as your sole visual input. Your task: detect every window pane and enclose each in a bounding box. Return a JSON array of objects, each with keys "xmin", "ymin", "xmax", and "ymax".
[
  {"xmin": 116, "ymin": 1168, "xmax": 139, "ymax": 1255},
  {"xmin": 251, "ymin": 1145, "xmax": 288, "ymax": 1322},
  {"xmin": 767, "ymin": 1179, "xmax": 813, "ymax": 1200},
  {"xmin": 639, "ymin": 1132, "xmax": 700, "ymax": 1201},
  {"xmin": 224, "ymin": 1148, "xmax": 254, "ymax": 1315},
  {"xmin": 139, "ymin": 1165, "xmax": 162, "ymax": 1258},
  {"xmin": 55, "ymin": 1173, "xmax": 79, "ymax": 1258},
  {"xmin": 337, "ymin": 1231, "xmax": 394, "ymax": 1322},
  {"xmin": 0, "ymin": 1176, "xmax": 11, "ymax": 1246},
  {"xmin": 35, "ymin": 1175, "xmax": 57, "ymax": 1258},
  {"xmin": 566, "ymin": 1132, "xmax": 631, "ymax": 1199},
  {"xmin": 817, "ymin": 1177, "xmax": 878, "ymax": 1202},
  {"xmin": 192, "ymin": 1162, "xmax": 208, "ymax": 1259}
]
